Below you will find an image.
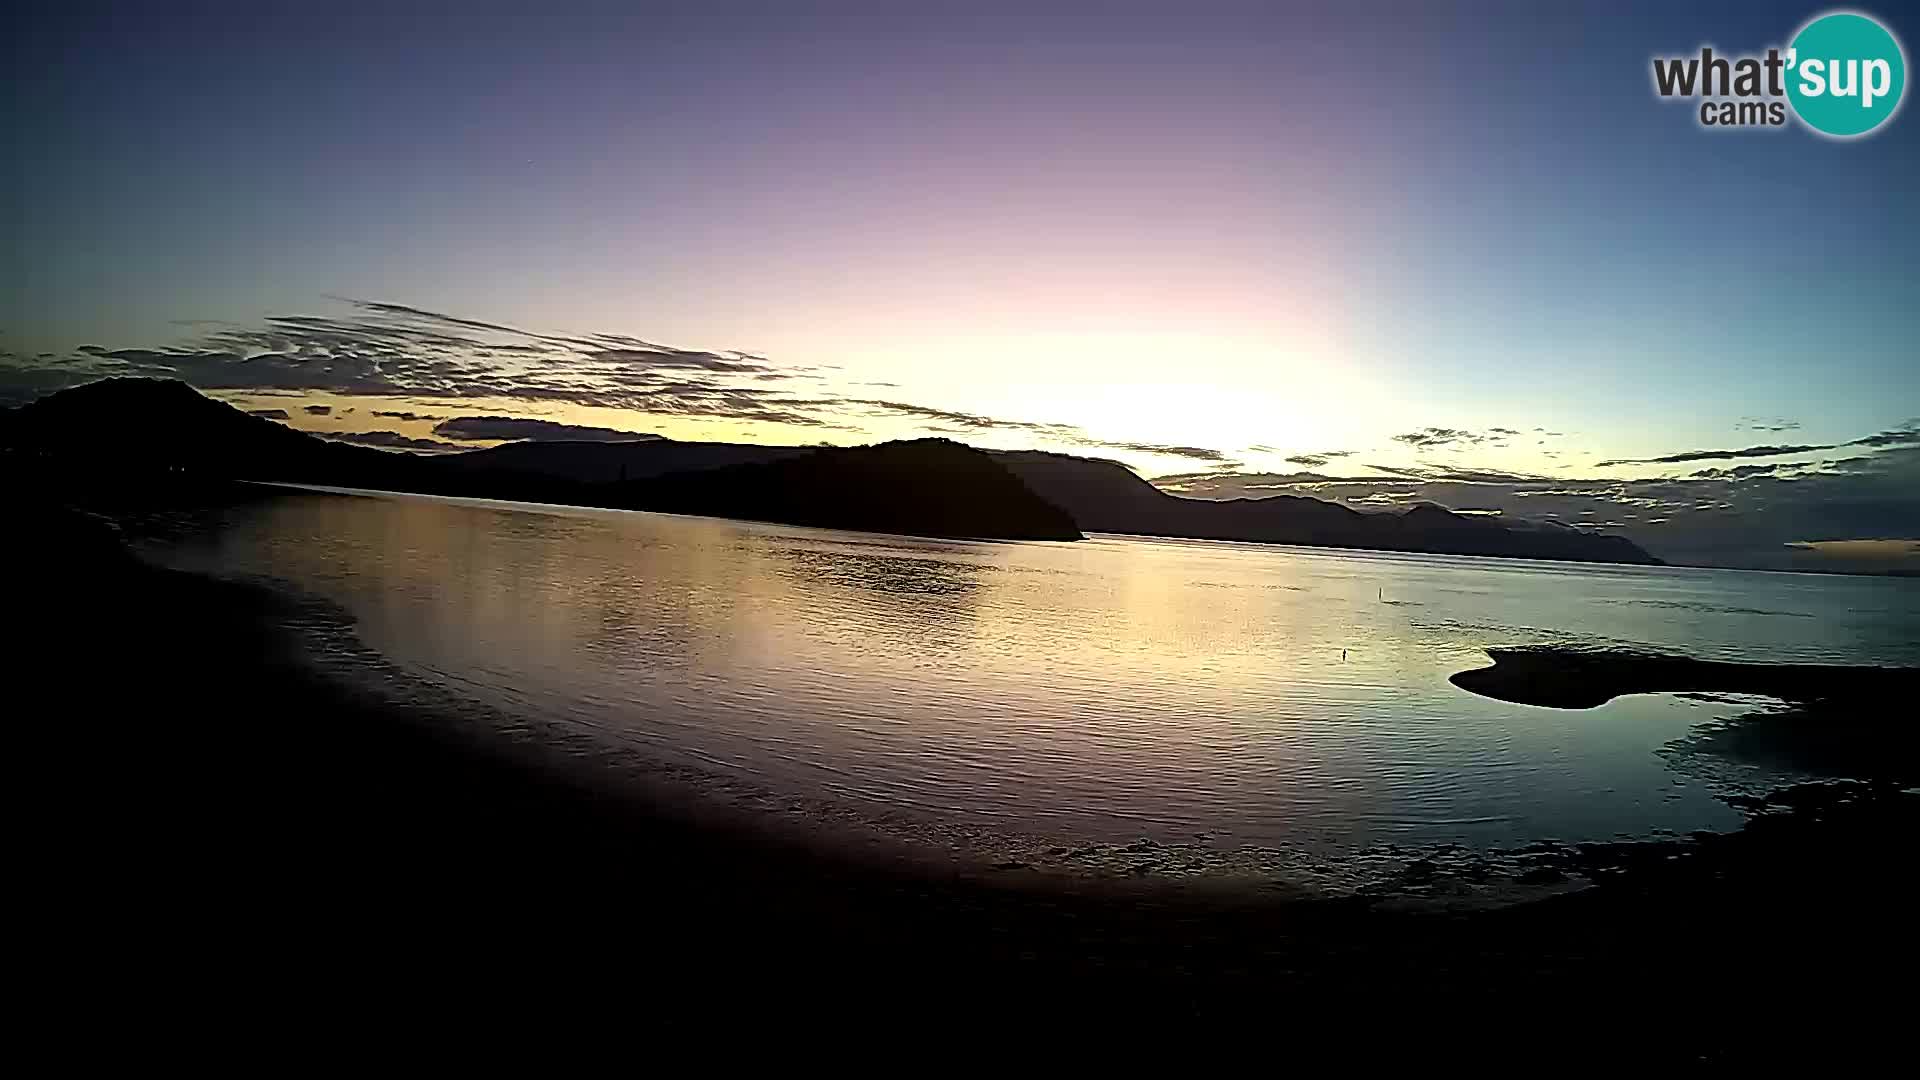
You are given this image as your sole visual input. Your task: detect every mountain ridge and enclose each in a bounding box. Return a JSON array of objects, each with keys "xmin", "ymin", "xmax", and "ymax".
[
  {"xmin": 1, "ymin": 379, "xmax": 1080, "ymax": 542},
  {"xmin": 992, "ymin": 449, "xmax": 1661, "ymax": 565},
  {"xmin": 4, "ymin": 378, "xmax": 1660, "ymax": 563}
]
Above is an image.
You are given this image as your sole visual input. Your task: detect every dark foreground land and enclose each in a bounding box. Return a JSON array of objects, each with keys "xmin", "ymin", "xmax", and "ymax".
[
  {"xmin": 1454, "ymin": 645, "xmax": 1920, "ymax": 712},
  {"xmin": 15, "ymin": 497, "xmax": 1915, "ymax": 1062}
]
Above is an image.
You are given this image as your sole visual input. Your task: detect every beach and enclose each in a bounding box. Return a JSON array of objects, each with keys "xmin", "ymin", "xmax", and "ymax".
[{"xmin": 15, "ymin": 495, "xmax": 1914, "ymax": 1060}]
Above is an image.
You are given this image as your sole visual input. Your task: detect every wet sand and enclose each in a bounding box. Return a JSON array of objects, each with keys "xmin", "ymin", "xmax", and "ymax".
[{"xmin": 14, "ymin": 495, "xmax": 1916, "ymax": 1060}]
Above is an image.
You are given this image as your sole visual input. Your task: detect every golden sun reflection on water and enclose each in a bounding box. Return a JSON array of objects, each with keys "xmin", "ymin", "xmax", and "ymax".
[{"xmin": 153, "ymin": 488, "xmax": 1916, "ymax": 854}]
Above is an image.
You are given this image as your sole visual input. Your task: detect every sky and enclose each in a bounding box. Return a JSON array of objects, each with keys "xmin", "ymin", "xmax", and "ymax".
[{"xmin": 3, "ymin": 1, "xmax": 1917, "ymax": 569}]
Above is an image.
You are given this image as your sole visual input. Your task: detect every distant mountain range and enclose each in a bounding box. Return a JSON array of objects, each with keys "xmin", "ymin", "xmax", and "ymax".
[
  {"xmin": 449, "ymin": 437, "xmax": 811, "ymax": 484},
  {"xmin": 3, "ymin": 378, "xmax": 1661, "ymax": 563},
  {"xmin": 992, "ymin": 450, "xmax": 1659, "ymax": 564}
]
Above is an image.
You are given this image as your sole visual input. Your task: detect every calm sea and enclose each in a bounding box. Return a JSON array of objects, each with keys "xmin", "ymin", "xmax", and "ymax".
[{"xmin": 145, "ymin": 486, "xmax": 1920, "ymax": 867}]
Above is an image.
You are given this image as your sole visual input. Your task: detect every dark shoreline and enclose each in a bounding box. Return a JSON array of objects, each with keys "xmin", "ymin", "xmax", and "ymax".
[
  {"xmin": 16, "ymin": 497, "xmax": 1917, "ymax": 1056},
  {"xmin": 1452, "ymin": 644, "xmax": 1920, "ymax": 714}
]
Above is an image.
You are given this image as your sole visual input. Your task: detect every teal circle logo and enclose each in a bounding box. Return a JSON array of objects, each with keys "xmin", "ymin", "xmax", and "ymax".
[{"xmin": 1787, "ymin": 12, "xmax": 1907, "ymax": 137}]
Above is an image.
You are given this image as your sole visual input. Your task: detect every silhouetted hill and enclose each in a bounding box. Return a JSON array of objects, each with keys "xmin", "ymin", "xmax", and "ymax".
[
  {"xmin": 3, "ymin": 380, "xmax": 1080, "ymax": 542},
  {"xmin": 446, "ymin": 437, "xmax": 808, "ymax": 484},
  {"xmin": 612, "ymin": 439, "xmax": 1083, "ymax": 541},
  {"xmin": 449, "ymin": 438, "xmax": 1655, "ymax": 565},
  {"xmin": 7, "ymin": 379, "xmax": 1658, "ymax": 560},
  {"xmin": 0, "ymin": 378, "xmax": 633, "ymax": 508},
  {"xmin": 1, "ymin": 378, "xmax": 433, "ymax": 488},
  {"xmin": 994, "ymin": 450, "xmax": 1661, "ymax": 565}
]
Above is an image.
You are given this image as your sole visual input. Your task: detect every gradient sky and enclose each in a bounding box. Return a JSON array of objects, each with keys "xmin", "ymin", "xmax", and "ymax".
[{"xmin": 4, "ymin": 2, "xmax": 1917, "ymax": 566}]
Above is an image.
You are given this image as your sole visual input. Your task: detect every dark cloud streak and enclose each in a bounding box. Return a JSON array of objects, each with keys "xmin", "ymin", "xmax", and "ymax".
[
  {"xmin": 371, "ymin": 409, "xmax": 447, "ymax": 422},
  {"xmin": 1598, "ymin": 421, "xmax": 1919, "ymax": 467},
  {"xmin": 1391, "ymin": 426, "xmax": 1520, "ymax": 451},
  {"xmin": 1597, "ymin": 442, "xmax": 1837, "ymax": 467}
]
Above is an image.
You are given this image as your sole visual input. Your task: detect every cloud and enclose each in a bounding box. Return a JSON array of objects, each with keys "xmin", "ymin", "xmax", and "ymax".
[
  {"xmin": 302, "ymin": 404, "xmax": 332, "ymax": 416},
  {"xmin": 247, "ymin": 408, "xmax": 291, "ymax": 420},
  {"xmin": 40, "ymin": 299, "xmax": 837, "ymax": 428},
  {"xmin": 842, "ymin": 399, "xmax": 1083, "ymax": 438},
  {"xmin": 1392, "ymin": 427, "xmax": 1478, "ymax": 449},
  {"xmin": 1597, "ymin": 442, "xmax": 1837, "ymax": 467},
  {"xmin": 1365, "ymin": 463, "xmax": 1556, "ymax": 484},
  {"xmin": 1597, "ymin": 421, "xmax": 1920, "ymax": 467},
  {"xmin": 1390, "ymin": 427, "xmax": 1519, "ymax": 451},
  {"xmin": 370, "ymin": 410, "xmax": 447, "ymax": 422},
  {"xmin": 1689, "ymin": 463, "xmax": 1792, "ymax": 480},
  {"xmin": 836, "ymin": 399, "xmax": 1231, "ymax": 461},
  {"xmin": 431, "ymin": 416, "xmax": 663, "ymax": 443},
  {"xmin": 321, "ymin": 430, "xmax": 463, "ymax": 452},
  {"xmin": 1100, "ymin": 441, "xmax": 1233, "ymax": 462},
  {"xmin": 1738, "ymin": 415, "xmax": 1802, "ymax": 433},
  {"xmin": 1847, "ymin": 420, "xmax": 1920, "ymax": 449},
  {"xmin": 582, "ymin": 347, "xmax": 773, "ymax": 374},
  {"xmin": 340, "ymin": 299, "xmax": 565, "ymax": 342},
  {"xmin": 1282, "ymin": 450, "xmax": 1352, "ymax": 467}
]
